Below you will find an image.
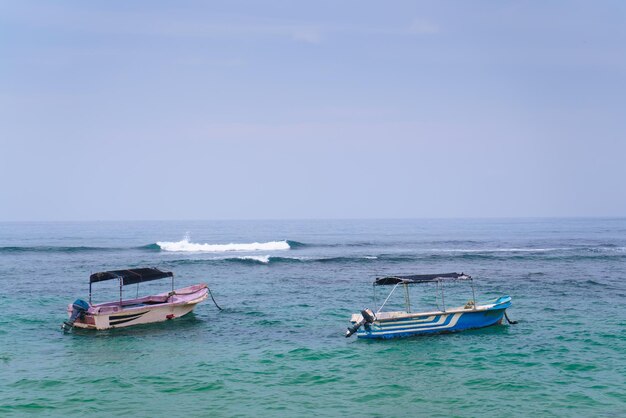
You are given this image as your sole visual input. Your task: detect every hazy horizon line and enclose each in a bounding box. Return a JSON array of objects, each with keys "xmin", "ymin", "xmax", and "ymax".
[{"xmin": 1, "ymin": 216, "xmax": 624, "ymax": 223}]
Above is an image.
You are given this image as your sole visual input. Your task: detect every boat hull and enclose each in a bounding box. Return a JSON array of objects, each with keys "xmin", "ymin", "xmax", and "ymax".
[
  {"xmin": 68, "ymin": 284, "xmax": 208, "ymax": 330},
  {"xmin": 354, "ymin": 296, "xmax": 511, "ymax": 339}
]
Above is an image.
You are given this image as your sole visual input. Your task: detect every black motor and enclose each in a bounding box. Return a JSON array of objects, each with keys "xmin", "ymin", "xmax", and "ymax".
[
  {"xmin": 345, "ymin": 308, "xmax": 375, "ymax": 338},
  {"xmin": 62, "ymin": 299, "xmax": 90, "ymax": 330}
]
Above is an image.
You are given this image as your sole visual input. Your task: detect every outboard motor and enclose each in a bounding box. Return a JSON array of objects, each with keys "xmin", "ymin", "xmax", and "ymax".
[
  {"xmin": 345, "ymin": 308, "xmax": 375, "ymax": 338},
  {"xmin": 62, "ymin": 299, "xmax": 90, "ymax": 330}
]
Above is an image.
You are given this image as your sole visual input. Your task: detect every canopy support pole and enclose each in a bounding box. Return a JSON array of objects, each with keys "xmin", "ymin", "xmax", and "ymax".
[
  {"xmin": 373, "ymin": 285, "xmax": 377, "ymax": 312},
  {"xmin": 403, "ymin": 282, "xmax": 411, "ymax": 313},
  {"xmin": 89, "ymin": 282, "xmax": 92, "ymax": 304},
  {"xmin": 470, "ymin": 278, "xmax": 477, "ymax": 310},
  {"xmin": 119, "ymin": 277, "xmax": 123, "ymax": 306},
  {"xmin": 440, "ymin": 280, "xmax": 446, "ymax": 312}
]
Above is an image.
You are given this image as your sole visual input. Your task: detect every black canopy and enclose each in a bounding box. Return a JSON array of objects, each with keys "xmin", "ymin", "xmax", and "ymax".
[
  {"xmin": 90, "ymin": 268, "xmax": 173, "ymax": 285},
  {"xmin": 374, "ymin": 272, "xmax": 470, "ymax": 286}
]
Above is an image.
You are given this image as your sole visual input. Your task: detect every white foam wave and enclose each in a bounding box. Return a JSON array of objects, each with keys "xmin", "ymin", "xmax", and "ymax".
[
  {"xmin": 236, "ymin": 255, "xmax": 270, "ymax": 263},
  {"xmin": 156, "ymin": 238, "xmax": 291, "ymax": 252}
]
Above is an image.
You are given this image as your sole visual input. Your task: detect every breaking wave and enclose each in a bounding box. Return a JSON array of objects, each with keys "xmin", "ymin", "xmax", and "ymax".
[
  {"xmin": 155, "ymin": 238, "xmax": 292, "ymax": 253},
  {"xmin": 1, "ymin": 241, "xmax": 623, "ymax": 260},
  {"xmin": 165, "ymin": 255, "xmax": 382, "ymax": 266},
  {"xmin": 234, "ymin": 255, "xmax": 271, "ymax": 264}
]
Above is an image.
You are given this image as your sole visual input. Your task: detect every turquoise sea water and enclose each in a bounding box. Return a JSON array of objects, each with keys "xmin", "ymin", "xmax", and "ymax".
[{"xmin": 1, "ymin": 219, "xmax": 625, "ymax": 417}]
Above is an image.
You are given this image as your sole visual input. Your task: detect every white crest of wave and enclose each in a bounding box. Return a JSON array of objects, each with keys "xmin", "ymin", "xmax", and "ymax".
[
  {"xmin": 156, "ymin": 238, "xmax": 290, "ymax": 252},
  {"xmin": 237, "ymin": 255, "xmax": 270, "ymax": 263}
]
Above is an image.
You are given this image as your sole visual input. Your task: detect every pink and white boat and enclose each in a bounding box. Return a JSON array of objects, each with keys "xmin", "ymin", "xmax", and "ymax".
[{"xmin": 62, "ymin": 268, "xmax": 209, "ymax": 330}]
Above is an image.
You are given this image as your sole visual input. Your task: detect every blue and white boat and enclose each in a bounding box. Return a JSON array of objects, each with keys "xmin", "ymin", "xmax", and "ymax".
[{"xmin": 345, "ymin": 273, "xmax": 513, "ymax": 339}]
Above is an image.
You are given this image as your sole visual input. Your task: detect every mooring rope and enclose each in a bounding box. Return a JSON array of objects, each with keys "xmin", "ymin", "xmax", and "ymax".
[
  {"xmin": 208, "ymin": 286, "xmax": 223, "ymax": 310},
  {"xmin": 504, "ymin": 311, "xmax": 518, "ymax": 324}
]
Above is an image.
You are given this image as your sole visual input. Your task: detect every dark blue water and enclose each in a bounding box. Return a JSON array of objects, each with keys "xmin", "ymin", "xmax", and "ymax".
[{"xmin": 1, "ymin": 219, "xmax": 625, "ymax": 416}]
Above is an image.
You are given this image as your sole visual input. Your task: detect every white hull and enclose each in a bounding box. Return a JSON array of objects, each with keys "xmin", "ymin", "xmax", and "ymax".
[{"xmin": 68, "ymin": 284, "xmax": 208, "ymax": 330}]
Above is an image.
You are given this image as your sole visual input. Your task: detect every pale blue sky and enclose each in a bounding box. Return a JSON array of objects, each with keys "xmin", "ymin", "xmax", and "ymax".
[{"xmin": 1, "ymin": 1, "xmax": 625, "ymax": 220}]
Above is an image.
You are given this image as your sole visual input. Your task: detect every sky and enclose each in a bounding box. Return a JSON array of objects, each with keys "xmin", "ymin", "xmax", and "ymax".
[{"xmin": 1, "ymin": 1, "xmax": 625, "ymax": 221}]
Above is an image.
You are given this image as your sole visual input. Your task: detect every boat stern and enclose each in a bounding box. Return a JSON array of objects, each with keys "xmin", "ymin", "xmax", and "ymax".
[{"xmin": 63, "ymin": 300, "xmax": 98, "ymax": 330}]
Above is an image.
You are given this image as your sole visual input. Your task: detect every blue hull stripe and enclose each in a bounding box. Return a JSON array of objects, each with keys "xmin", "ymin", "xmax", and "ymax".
[{"xmin": 355, "ymin": 296, "xmax": 512, "ymax": 339}]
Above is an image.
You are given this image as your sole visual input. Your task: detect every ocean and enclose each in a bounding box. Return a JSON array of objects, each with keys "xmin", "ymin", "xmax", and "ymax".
[{"xmin": 1, "ymin": 219, "xmax": 625, "ymax": 416}]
